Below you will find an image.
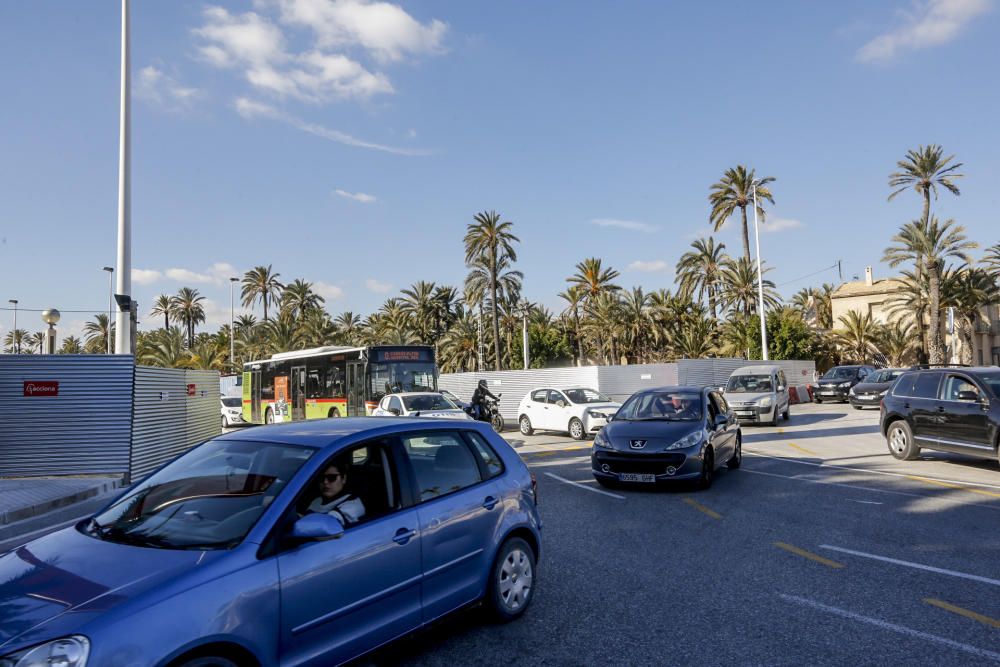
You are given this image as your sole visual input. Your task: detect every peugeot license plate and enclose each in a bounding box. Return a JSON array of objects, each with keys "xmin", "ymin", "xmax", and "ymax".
[{"xmin": 619, "ymin": 473, "xmax": 655, "ymax": 483}]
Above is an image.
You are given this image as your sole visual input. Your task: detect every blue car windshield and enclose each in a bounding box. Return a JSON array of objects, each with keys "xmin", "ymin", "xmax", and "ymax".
[
  {"xmin": 617, "ymin": 392, "xmax": 703, "ymax": 421},
  {"xmin": 86, "ymin": 440, "xmax": 314, "ymax": 550}
]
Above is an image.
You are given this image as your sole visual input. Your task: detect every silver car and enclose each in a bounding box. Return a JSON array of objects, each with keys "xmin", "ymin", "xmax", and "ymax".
[{"xmin": 724, "ymin": 365, "xmax": 790, "ymax": 426}]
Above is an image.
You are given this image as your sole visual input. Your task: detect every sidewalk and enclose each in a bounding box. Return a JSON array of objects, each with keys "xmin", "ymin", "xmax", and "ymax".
[{"xmin": 0, "ymin": 476, "xmax": 123, "ymax": 526}]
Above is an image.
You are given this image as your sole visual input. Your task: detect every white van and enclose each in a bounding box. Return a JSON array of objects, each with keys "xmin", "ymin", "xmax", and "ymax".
[{"xmin": 723, "ymin": 365, "xmax": 790, "ymax": 426}]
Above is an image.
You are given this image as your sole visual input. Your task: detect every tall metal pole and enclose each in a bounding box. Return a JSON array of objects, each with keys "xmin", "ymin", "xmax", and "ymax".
[
  {"xmin": 114, "ymin": 0, "xmax": 132, "ymax": 355},
  {"xmin": 230, "ymin": 277, "xmax": 238, "ymax": 373},
  {"xmin": 522, "ymin": 308, "xmax": 529, "ymax": 370},
  {"xmin": 8, "ymin": 300, "xmax": 17, "ymax": 353},
  {"xmin": 752, "ymin": 183, "xmax": 769, "ymax": 361},
  {"xmin": 103, "ymin": 267, "xmax": 114, "ymax": 353}
]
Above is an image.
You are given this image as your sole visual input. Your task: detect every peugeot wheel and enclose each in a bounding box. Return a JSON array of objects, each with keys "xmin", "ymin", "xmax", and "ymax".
[
  {"xmin": 697, "ymin": 448, "xmax": 715, "ymax": 490},
  {"xmin": 569, "ymin": 418, "xmax": 585, "ymax": 440},
  {"xmin": 519, "ymin": 415, "xmax": 534, "ymax": 435},
  {"xmin": 727, "ymin": 435, "xmax": 742, "ymax": 469},
  {"xmin": 486, "ymin": 537, "xmax": 536, "ymax": 622},
  {"xmin": 887, "ymin": 421, "xmax": 920, "ymax": 461}
]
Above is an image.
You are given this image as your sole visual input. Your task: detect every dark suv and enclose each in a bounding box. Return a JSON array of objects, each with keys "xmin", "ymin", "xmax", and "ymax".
[
  {"xmin": 814, "ymin": 365, "xmax": 876, "ymax": 403},
  {"xmin": 880, "ymin": 367, "xmax": 1000, "ymax": 462}
]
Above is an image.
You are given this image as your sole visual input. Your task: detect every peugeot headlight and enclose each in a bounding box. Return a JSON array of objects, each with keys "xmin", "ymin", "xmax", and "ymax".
[
  {"xmin": 839, "ymin": 381, "xmax": 852, "ymax": 388},
  {"xmin": 849, "ymin": 386, "xmax": 856, "ymax": 396},
  {"xmin": 0, "ymin": 636, "xmax": 89, "ymax": 667},
  {"xmin": 593, "ymin": 430, "xmax": 613, "ymax": 449},
  {"xmin": 879, "ymin": 389, "xmax": 889, "ymax": 397},
  {"xmin": 666, "ymin": 430, "xmax": 704, "ymax": 450},
  {"xmin": 758, "ymin": 396, "xmax": 773, "ymax": 408}
]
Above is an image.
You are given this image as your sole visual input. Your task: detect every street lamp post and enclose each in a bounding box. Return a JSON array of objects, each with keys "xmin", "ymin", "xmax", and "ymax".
[
  {"xmin": 41, "ymin": 309, "xmax": 60, "ymax": 354},
  {"xmin": 103, "ymin": 267, "xmax": 114, "ymax": 353},
  {"xmin": 229, "ymin": 277, "xmax": 238, "ymax": 372},
  {"xmin": 751, "ymin": 183, "xmax": 769, "ymax": 361},
  {"xmin": 520, "ymin": 300, "xmax": 531, "ymax": 370},
  {"xmin": 113, "ymin": 0, "xmax": 133, "ymax": 355},
  {"xmin": 7, "ymin": 300, "xmax": 17, "ymax": 353}
]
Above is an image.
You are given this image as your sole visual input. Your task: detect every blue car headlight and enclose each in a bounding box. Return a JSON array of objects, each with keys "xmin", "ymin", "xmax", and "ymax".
[
  {"xmin": 593, "ymin": 430, "xmax": 613, "ymax": 449},
  {"xmin": 0, "ymin": 636, "xmax": 89, "ymax": 667},
  {"xmin": 666, "ymin": 430, "xmax": 704, "ymax": 451}
]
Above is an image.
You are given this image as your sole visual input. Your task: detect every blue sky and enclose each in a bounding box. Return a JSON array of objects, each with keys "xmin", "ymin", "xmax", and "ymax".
[{"xmin": 2, "ymin": 0, "xmax": 999, "ymax": 340}]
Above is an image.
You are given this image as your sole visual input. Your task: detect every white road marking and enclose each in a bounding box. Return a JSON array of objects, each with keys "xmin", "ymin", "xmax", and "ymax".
[
  {"xmin": 741, "ymin": 468, "xmax": 931, "ymax": 500},
  {"xmin": 778, "ymin": 594, "xmax": 1000, "ymax": 662},
  {"xmin": 543, "ymin": 472, "xmax": 625, "ymax": 500},
  {"xmin": 746, "ymin": 451, "xmax": 1000, "ymax": 492},
  {"xmin": 818, "ymin": 545, "xmax": 1000, "ymax": 587},
  {"xmin": 849, "ymin": 499, "xmax": 883, "ymax": 505}
]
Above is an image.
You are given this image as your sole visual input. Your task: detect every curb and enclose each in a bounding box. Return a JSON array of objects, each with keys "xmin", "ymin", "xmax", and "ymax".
[{"xmin": 0, "ymin": 479, "xmax": 123, "ymax": 526}]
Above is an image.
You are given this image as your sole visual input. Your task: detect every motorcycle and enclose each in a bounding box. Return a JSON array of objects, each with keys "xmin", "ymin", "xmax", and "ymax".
[{"xmin": 465, "ymin": 393, "xmax": 505, "ymax": 433}]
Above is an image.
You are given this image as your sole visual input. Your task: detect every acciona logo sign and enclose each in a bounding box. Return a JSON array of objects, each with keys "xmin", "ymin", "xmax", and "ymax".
[{"xmin": 23, "ymin": 381, "xmax": 59, "ymax": 397}]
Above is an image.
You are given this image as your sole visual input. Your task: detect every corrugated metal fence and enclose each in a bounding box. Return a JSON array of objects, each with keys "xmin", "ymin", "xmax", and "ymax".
[
  {"xmin": 0, "ymin": 355, "xmax": 134, "ymax": 476},
  {"xmin": 1, "ymin": 356, "xmax": 220, "ymax": 479}
]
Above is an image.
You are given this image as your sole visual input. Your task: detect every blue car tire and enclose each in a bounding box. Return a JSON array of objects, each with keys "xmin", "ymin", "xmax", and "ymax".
[{"xmin": 487, "ymin": 537, "xmax": 536, "ymax": 623}]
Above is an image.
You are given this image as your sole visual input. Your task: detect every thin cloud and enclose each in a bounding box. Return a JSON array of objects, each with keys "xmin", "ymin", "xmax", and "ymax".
[
  {"xmin": 762, "ymin": 216, "xmax": 804, "ymax": 233},
  {"xmin": 132, "ymin": 268, "xmax": 163, "ymax": 285},
  {"xmin": 136, "ymin": 66, "xmax": 199, "ymax": 111},
  {"xmin": 314, "ymin": 281, "xmax": 346, "ymax": 300},
  {"xmin": 856, "ymin": 0, "xmax": 990, "ymax": 63},
  {"xmin": 591, "ymin": 218, "xmax": 660, "ymax": 233},
  {"xmin": 366, "ymin": 278, "xmax": 393, "ymax": 293},
  {"xmin": 627, "ymin": 260, "xmax": 670, "ymax": 273},
  {"xmin": 234, "ymin": 97, "xmax": 429, "ymax": 155},
  {"xmin": 334, "ymin": 189, "xmax": 377, "ymax": 203},
  {"xmin": 161, "ymin": 263, "xmax": 241, "ymax": 286}
]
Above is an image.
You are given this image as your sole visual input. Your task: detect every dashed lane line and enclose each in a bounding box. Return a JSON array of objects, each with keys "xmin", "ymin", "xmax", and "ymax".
[
  {"xmin": 787, "ymin": 442, "xmax": 818, "ymax": 456},
  {"xmin": 778, "ymin": 594, "xmax": 1000, "ymax": 662},
  {"xmin": 905, "ymin": 475, "xmax": 1000, "ymax": 499},
  {"xmin": 924, "ymin": 598, "xmax": 1000, "ymax": 630},
  {"xmin": 818, "ymin": 545, "xmax": 1000, "ymax": 587},
  {"xmin": 682, "ymin": 497, "xmax": 722, "ymax": 520},
  {"xmin": 774, "ymin": 542, "xmax": 844, "ymax": 569},
  {"xmin": 542, "ymin": 472, "xmax": 625, "ymax": 500}
]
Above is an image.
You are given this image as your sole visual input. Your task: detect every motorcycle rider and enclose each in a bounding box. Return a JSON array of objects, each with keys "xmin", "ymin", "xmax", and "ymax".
[{"xmin": 470, "ymin": 379, "xmax": 498, "ymax": 421}]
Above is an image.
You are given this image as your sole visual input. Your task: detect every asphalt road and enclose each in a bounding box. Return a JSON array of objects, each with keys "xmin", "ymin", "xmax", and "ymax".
[{"xmin": 365, "ymin": 402, "xmax": 1000, "ymax": 666}]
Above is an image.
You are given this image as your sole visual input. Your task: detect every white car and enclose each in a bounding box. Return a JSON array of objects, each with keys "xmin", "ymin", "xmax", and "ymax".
[
  {"xmin": 372, "ymin": 391, "xmax": 473, "ymax": 420},
  {"xmin": 517, "ymin": 387, "xmax": 621, "ymax": 440},
  {"xmin": 221, "ymin": 396, "xmax": 245, "ymax": 428}
]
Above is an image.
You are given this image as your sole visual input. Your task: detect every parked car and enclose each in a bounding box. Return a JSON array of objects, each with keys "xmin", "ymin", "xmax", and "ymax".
[
  {"xmin": 723, "ymin": 364, "xmax": 790, "ymax": 426},
  {"xmin": 592, "ymin": 386, "xmax": 741, "ymax": 489},
  {"xmin": 813, "ymin": 365, "xmax": 876, "ymax": 403},
  {"xmin": 221, "ymin": 395, "xmax": 245, "ymax": 428},
  {"xmin": 0, "ymin": 418, "xmax": 540, "ymax": 666},
  {"xmin": 372, "ymin": 391, "xmax": 473, "ymax": 420},
  {"xmin": 849, "ymin": 367, "xmax": 906, "ymax": 409},
  {"xmin": 517, "ymin": 387, "xmax": 621, "ymax": 440},
  {"xmin": 880, "ymin": 367, "xmax": 1000, "ymax": 462}
]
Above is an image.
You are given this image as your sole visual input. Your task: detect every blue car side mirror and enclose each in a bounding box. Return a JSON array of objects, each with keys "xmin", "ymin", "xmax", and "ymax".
[{"xmin": 291, "ymin": 513, "xmax": 345, "ymax": 541}]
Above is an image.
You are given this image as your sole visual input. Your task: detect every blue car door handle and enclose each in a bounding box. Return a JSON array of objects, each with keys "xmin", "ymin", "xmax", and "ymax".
[
  {"xmin": 482, "ymin": 496, "xmax": 499, "ymax": 510},
  {"xmin": 392, "ymin": 528, "xmax": 416, "ymax": 545}
]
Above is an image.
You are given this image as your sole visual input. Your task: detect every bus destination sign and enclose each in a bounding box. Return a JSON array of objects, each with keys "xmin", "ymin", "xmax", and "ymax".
[{"xmin": 374, "ymin": 349, "xmax": 430, "ymax": 363}]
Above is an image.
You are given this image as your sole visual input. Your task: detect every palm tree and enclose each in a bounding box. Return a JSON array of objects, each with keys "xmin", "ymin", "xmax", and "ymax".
[
  {"xmin": 463, "ymin": 211, "xmax": 519, "ymax": 370},
  {"xmin": 438, "ymin": 314, "xmax": 479, "ymax": 372},
  {"xmin": 888, "ymin": 145, "xmax": 963, "ymax": 227},
  {"xmin": 675, "ymin": 315, "xmax": 717, "ymax": 359},
  {"xmin": 334, "ymin": 311, "xmax": 362, "ymax": 344},
  {"xmin": 262, "ymin": 312, "xmax": 303, "ymax": 352},
  {"xmin": 169, "ymin": 287, "xmax": 207, "ymax": 348},
  {"xmin": 942, "ymin": 267, "xmax": 999, "ymax": 365},
  {"xmin": 581, "ymin": 292, "xmax": 624, "ymax": 364},
  {"xmin": 139, "ymin": 327, "xmax": 190, "ymax": 368},
  {"xmin": 620, "ymin": 287, "xmax": 651, "ymax": 363},
  {"xmin": 675, "ymin": 237, "xmax": 729, "ymax": 318},
  {"xmin": 26, "ymin": 331, "xmax": 45, "ymax": 354},
  {"xmin": 3, "ymin": 329, "xmax": 28, "ymax": 353},
  {"xmin": 150, "ymin": 294, "xmax": 172, "ymax": 330},
  {"xmin": 883, "ymin": 217, "xmax": 977, "ymax": 363},
  {"xmin": 834, "ymin": 311, "xmax": 882, "ymax": 364},
  {"xmin": 300, "ymin": 309, "xmax": 337, "ymax": 348},
  {"xmin": 401, "ymin": 281, "xmax": 438, "ymax": 344},
  {"xmin": 241, "ymin": 265, "xmax": 284, "ymax": 321},
  {"xmin": 709, "ymin": 165, "xmax": 775, "ymax": 262},
  {"xmin": 984, "ymin": 243, "xmax": 1000, "ymax": 277},
  {"xmin": 568, "ymin": 258, "xmax": 621, "ymax": 301},
  {"xmin": 280, "ymin": 279, "xmax": 324, "ymax": 321},
  {"xmin": 188, "ymin": 338, "xmax": 227, "ymax": 371},
  {"xmin": 719, "ymin": 257, "xmax": 780, "ymax": 318},
  {"xmin": 558, "ymin": 286, "xmax": 585, "ymax": 366},
  {"xmin": 83, "ymin": 314, "xmax": 114, "ymax": 353},
  {"xmin": 57, "ymin": 335, "xmax": 83, "ymax": 354},
  {"xmin": 719, "ymin": 315, "xmax": 756, "ymax": 359},
  {"xmin": 876, "ymin": 321, "xmax": 918, "ymax": 367}
]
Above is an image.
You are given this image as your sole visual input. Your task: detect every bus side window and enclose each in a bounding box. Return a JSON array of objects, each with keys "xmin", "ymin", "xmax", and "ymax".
[
  {"xmin": 307, "ymin": 369, "xmax": 323, "ymax": 398},
  {"xmin": 327, "ymin": 366, "xmax": 345, "ymax": 398}
]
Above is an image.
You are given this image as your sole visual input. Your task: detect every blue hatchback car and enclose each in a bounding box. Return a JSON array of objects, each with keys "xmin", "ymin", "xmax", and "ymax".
[{"xmin": 0, "ymin": 418, "xmax": 541, "ymax": 667}]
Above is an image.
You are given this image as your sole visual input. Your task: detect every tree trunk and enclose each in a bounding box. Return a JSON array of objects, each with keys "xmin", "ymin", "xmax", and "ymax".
[
  {"xmin": 922, "ymin": 188, "xmax": 931, "ymax": 226},
  {"xmin": 263, "ymin": 294, "xmax": 269, "ymax": 322},
  {"xmin": 574, "ymin": 309, "xmax": 582, "ymax": 366},
  {"xmin": 740, "ymin": 205, "xmax": 751, "ymax": 263},
  {"xmin": 708, "ymin": 286, "xmax": 717, "ymax": 320},
  {"xmin": 164, "ymin": 314, "xmax": 169, "ymax": 330},
  {"xmin": 927, "ymin": 262, "xmax": 943, "ymax": 364},
  {"xmin": 958, "ymin": 315, "xmax": 975, "ymax": 366},
  {"xmin": 490, "ymin": 249, "xmax": 502, "ymax": 371}
]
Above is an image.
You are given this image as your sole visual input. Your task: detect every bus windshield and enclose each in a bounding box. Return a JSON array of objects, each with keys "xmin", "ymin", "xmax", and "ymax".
[{"xmin": 369, "ymin": 362, "xmax": 437, "ymax": 401}]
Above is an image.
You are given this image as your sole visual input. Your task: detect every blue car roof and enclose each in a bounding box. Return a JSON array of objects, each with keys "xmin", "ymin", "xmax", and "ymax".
[{"xmin": 215, "ymin": 417, "xmax": 485, "ymax": 449}]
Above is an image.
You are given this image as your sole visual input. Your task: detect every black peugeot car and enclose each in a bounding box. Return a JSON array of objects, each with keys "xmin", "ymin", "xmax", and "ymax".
[
  {"xmin": 880, "ymin": 367, "xmax": 1000, "ymax": 462},
  {"xmin": 849, "ymin": 367, "xmax": 907, "ymax": 409},
  {"xmin": 592, "ymin": 386, "xmax": 741, "ymax": 490},
  {"xmin": 813, "ymin": 365, "xmax": 876, "ymax": 403}
]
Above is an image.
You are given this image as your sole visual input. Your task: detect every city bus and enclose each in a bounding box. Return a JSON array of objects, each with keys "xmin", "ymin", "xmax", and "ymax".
[{"xmin": 242, "ymin": 345, "xmax": 438, "ymax": 424}]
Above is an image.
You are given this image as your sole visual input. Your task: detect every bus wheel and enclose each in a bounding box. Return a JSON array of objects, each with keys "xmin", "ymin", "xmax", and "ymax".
[
  {"xmin": 328, "ymin": 408, "xmax": 341, "ymax": 419},
  {"xmin": 265, "ymin": 408, "xmax": 274, "ymax": 424}
]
